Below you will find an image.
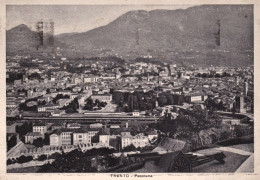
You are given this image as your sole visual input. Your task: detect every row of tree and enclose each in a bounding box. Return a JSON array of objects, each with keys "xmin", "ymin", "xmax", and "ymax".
[
  {"xmin": 60, "ymin": 98, "xmax": 79, "ymax": 113},
  {"xmin": 112, "ymin": 90, "xmax": 186, "ymax": 112},
  {"xmin": 112, "ymin": 90, "xmax": 156, "ymax": 112},
  {"xmin": 38, "ymin": 148, "xmax": 117, "ymax": 172},
  {"xmin": 7, "ymin": 154, "xmax": 48, "ymax": 165},
  {"xmin": 196, "ymin": 72, "xmax": 232, "ymax": 78},
  {"xmin": 52, "ymin": 94, "xmax": 70, "ymax": 104}
]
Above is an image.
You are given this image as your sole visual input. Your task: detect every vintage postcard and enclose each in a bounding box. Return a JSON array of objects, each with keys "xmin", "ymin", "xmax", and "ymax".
[{"xmin": 0, "ymin": 0, "xmax": 259, "ymax": 179}]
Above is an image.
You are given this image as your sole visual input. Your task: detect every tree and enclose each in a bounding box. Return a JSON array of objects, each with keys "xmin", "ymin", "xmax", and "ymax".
[
  {"xmin": 16, "ymin": 155, "xmax": 33, "ymax": 164},
  {"xmin": 33, "ymin": 138, "xmax": 44, "ymax": 147},
  {"xmin": 42, "ymin": 134, "xmax": 49, "ymax": 145},
  {"xmin": 234, "ymin": 125, "xmax": 248, "ymax": 137},
  {"xmin": 16, "ymin": 122, "xmax": 33, "ymax": 139},
  {"xmin": 7, "ymin": 159, "xmax": 13, "ymax": 165},
  {"xmin": 232, "ymin": 103, "xmax": 236, "ymax": 116},
  {"xmin": 99, "ymin": 101, "xmax": 107, "ymax": 108},
  {"xmin": 65, "ymin": 108, "xmax": 75, "ymax": 113},
  {"xmin": 52, "ymin": 94, "xmax": 70, "ymax": 104},
  {"xmin": 122, "ymin": 144, "xmax": 136, "ymax": 152},
  {"xmin": 38, "ymin": 100, "xmax": 46, "ymax": 106},
  {"xmin": 94, "ymin": 99, "xmax": 100, "ymax": 107},
  {"xmin": 84, "ymin": 98, "xmax": 94, "ymax": 110},
  {"xmin": 38, "ymin": 154, "xmax": 47, "ymax": 161},
  {"xmin": 165, "ymin": 93, "xmax": 174, "ymax": 105},
  {"xmin": 127, "ymin": 95, "xmax": 134, "ymax": 111},
  {"xmin": 217, "ymin": 101, "xmax": 225, "ymax": 111},
  {"xmin": 38, "ymin": 148, "xmax": 116, "ymax": 172},
  {"xmin": 109, "ymin": 88, "xmax": 115, "ymax": 95},
  {"xmin": 158, "ymin": 117, "xmax": 177, "ymax": 138},
  {"xmin": 28, "ymin": 72, "xmax": 42, "ymax": 80},
  {"xmin": 7, "ymin": 135, "xmax": 17, "ymax": 151},
  {"xmin": 62, "ymin": 98, "xmax": 79, "ymax": 113},
  {"xmin": 157, "ymin": 95, "xmax": 167, "ymax": 107},
  {"xmin": 19, "ymin": 103, "xmax": 37, "ymax": 111},
  {"xmin": 219, "ymin": 130, "xmax": 232, "ymax": 141},
  {"xmin": 177, "ymin": 109, "xmax": 222, "ymax": 147}
]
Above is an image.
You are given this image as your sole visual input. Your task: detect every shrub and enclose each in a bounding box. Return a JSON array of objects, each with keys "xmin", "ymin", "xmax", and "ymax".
[
  {"xmin": 16, "ymin": 155, "xmax": 33, "ymax": 164},
  {"xmin": 7, "ymin": 159, "xmax": 13, "ymax": 165},
  {"xmin": 38, "ymin": 154, "xmax": 47, "ymax": 161},
  {"xmin": 219, "ymin": 130, "xmax": 232, "ymax": 141},
  {"xmin": 48, "ymin": 152, "xmax": 61, "ymax": 159},
  {"xmin": 234, "ymin": 125, "xmax": 249, "ymax": 137},
  {"xmin": 122, "ymin": 144, "xmax": 137, "ymax": 152}
]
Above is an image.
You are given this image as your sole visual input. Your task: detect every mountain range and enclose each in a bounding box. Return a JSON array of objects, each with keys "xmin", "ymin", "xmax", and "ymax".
[{"xmin": 6, "ymin": 5, "xmax": 254, "ymax": 66}]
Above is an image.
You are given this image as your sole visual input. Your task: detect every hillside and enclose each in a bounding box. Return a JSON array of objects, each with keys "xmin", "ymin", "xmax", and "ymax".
[{"xmin": 7, "ymin": 5, "xmax": 254, "ymax": 66}]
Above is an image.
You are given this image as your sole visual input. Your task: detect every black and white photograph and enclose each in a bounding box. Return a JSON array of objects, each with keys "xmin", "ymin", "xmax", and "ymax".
[{"xmin": 2, "ymin": 1, "xmax": 257, "ymax": 176}]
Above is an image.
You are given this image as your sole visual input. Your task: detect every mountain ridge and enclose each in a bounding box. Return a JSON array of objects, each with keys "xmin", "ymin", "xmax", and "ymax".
[{"xmin": 7, "ymin": 5, "xmax": 253, "ymax": 66}]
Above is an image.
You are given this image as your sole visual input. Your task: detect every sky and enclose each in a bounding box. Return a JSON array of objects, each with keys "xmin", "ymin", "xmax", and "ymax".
[{"xmin": 6, "ymin": 5, "xmax": 193, "ymax": 35}]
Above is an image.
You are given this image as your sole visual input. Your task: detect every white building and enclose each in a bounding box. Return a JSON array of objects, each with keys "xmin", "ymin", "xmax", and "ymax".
[
  {"xmin": 25, "ymin": 132, "xmax": 43, "ymax": 143},
  {"xmin": 90, "ymin": 123, "xmax": 103, "ymax": 129},
  {"xmin": 121, "ymin": 133, "xmax": 149, "ymax": 149},
  {"xmin": 132, "ymin": 111, "xmax": 140, "ymax": 117},
  {"xmin": 33, "ymin": 123, "xmax": 47, "ymax": 135},
  {"xmin": 91, "ymin": 94, "xmax": 112, "ymax": 103},
  {"xmin": 49, "ymin": 129, "xmax": 72, "ymax": 146},
  {"xmin": 73, "ymin": 129, "xmax": 90, "ymax": 145},
  {"xmin": 147, "ymin": 131, "xmax": 158, "ymax": 141},
  {"xmin": 99, "ymin": 131, "xmax": 110, "ymax": 146},
  {"xmin": 83, "ymin": 76, "xmax": 98, "ymax": 84}
]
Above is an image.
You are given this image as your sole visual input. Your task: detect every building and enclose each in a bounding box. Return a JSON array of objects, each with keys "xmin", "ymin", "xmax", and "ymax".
[
  {"xmin": 51, "ymin": 122, "xmax": 65, "ymax": 130},
  {"xmin": 99, "ymin": 131, "xmax": 110, "ymax": 146},
  {"xmin": 159, "ymin": 71, "xmax": 169, "ymax": 77},
  {"xmin": 121, "ymin": 134, "xmax": 132, "ymax": 149},
  {"xmin": 147, "ymin": 131, "xmax": 158, "ymax": 141},
  {"xmin": 38, "ymin": 104, "xmax": 60, "ymax": 112},
  {"xmin": 132, "ymin": 133, "xmax": 150, "ymax": 148},
  {"xmin": 6, "ymin": 101, "xmax": 17, "ymax": 108},
  {"xmin": 51, "ymin": 110, "xmax": 65, "ymax": 117},
  {"xmin": 121, "ymin": 131, "xmax": 131, "ymax": 137},
  {"xmin": 83, "ymin": 76, "xmax": 98, "ymax": 84},
  {"xmin": 33, "ymin": 123, "xmax": 47, "ymax": 135},
  {"xmin": 132, "ymin": 111, "xmax": 140, "ymax": 116},
  {"xmin": 78, "ymin": 95, "xmax": 86, "ymax": 107},
  {"xmin": 91, "ymin": 94, "xmax": 112, "ymax": 103},
  {"xmin": 88, "ymin": 128, "xmax": 100, "ymax": 142},
  {"xmin": 90, "ymin": 123, "xmax": 103, "ymax": 129},
  {"xmin": 50, "ymin": 129, "xmax": 73, "ymax": 146},
  {"xmin": 73, "ymin": 128, "xmax": 90, "ymax": 145},
  {"xmin": 7, "ymin": 122, "xmax": 16, "ymax": 133},
  {"xmin": 185, "ymin": 94, "xmax": 203, "ymax": 103},
  {"xmin": 7, "ymin": 133, "xmax": 20, "ymax": 147},
  {"xmin": 25, "ymin": 132, "xmax": 43, "ymax": 143},
  {"xmin": 67, "ymin": 123, "xmax": 81, "ymax": 129},
  {"xmin": 235, "ymin": 96, "xmax": 246, "ymax": 113},
  {"xmin": 57, "ymin": 99, "xmax": 71, "ymax": 107},
  {"xmin": 121, "ymin": 133, "xmax": 149, "ymax": 149},
  {"xmin": 49, "ymin": 133, "xmax": 60, "ymax": 146},
  {"xmin": 244, "ymin": 81, "xmax": 248, "ymax": 96}
]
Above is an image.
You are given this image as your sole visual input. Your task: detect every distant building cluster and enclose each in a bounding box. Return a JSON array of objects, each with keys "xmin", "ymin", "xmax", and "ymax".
[{"xmin": 6, "ymin": 54, "xmax": 254, "ymax": 164}]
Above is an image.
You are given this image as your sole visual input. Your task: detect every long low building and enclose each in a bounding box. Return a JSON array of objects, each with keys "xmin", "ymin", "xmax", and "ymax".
[
  {"xmin": 49, "ymin": 128, "xmax": 100, "ymax": 146},
  {"xmin": 91, "ymin": 94, "xmax": 112, "ymax": 103},
  {"xmin": 121, "ymin": 133, "xmax": 150, "ymax": 149}
]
